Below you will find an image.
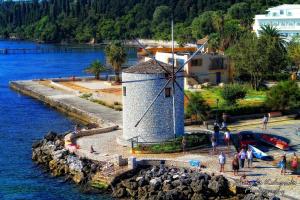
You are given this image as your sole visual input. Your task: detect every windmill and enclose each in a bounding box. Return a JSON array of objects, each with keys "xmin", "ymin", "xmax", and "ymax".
[{"xmin": 119, "ymin": 19, "xmax": 207, "ymax": 144}]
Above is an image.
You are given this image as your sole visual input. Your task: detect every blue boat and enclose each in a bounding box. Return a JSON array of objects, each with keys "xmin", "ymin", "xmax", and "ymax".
[{"xmin": 248, "ymin": 145, "xmax": 272, "ymax": 160}]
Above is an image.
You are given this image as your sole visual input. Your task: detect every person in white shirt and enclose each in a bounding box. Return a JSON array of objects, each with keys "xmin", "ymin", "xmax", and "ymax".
[
  {"xmin": 219, "ymin": 152, "xmax": 226, "ymax": 172},
  {"xmin": 262, "ymin": 114, "xmax": 269, "ymax": 130},
  {"xmin": 224, "ymin": 129, "xmax": 231, "ymax": 147},
  {"xmin": 239, "ymin": 148, "xmax": 247, "ymax": 168},
  {"xmin": 247, "ymin": 147, "xmax": 253, "ymax": 168}
]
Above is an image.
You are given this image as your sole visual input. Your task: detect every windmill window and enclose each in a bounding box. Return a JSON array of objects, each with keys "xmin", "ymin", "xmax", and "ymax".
[
  {"xmin": 191, "ymin": 59, "xmax": 202, "ymax": 66},
  {"xmin": 165, "ymin": 87, "xmax": 171, "ymax": 98},
  {"xmin": 123, "ymin": 86, "xmax": 126, "ymax": 96}
]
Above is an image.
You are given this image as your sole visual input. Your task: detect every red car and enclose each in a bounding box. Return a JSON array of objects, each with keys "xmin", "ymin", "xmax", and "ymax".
[{"xmin": 238, "ymin": 131, "xmax": 257, "ymax": 149}]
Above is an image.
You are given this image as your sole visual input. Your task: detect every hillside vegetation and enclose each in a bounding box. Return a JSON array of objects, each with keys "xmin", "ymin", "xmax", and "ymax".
[{"xmin": 1, "ymin": 0, "xmax": 299, "ymax": 44}]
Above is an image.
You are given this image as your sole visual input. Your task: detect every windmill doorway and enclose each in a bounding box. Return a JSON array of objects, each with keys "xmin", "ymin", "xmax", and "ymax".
[{"xmin": 216, "ymin": 72, "xmax": 221, "ymax": 84}]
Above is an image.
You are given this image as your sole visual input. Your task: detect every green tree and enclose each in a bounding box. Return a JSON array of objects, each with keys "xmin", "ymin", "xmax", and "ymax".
[
  {"xmin": 259, "ymin": 25, "xmax": 287, "ymax": 77},
  {"xmin": 152, "ymin": 5, "xmax": 171, "ymax": 25},
  {"xmin": 186, "ymin": 92, "xmax": 210, "ymax": 121},
  {"xmin": 266, "ymin": 80, "xmax": 300, "ymax": 110},
  {"xmin": 208, "ymin": 33, "xmax": 221, "ymax": 53},
  {"xmin": 227, "ymin": 3, "xmax": 253, "ymax": 27},
  {"xmin": 288, "ymin": 37, "xmax": 300, "ymax": 74},
  {"xmin": 221, "ymin": 18, "xmax": 245, "ymax": 50},
  {"xmin": 191, "ymin": 11, "xmax": 222, "ymax": 39},
  {"xmin": 221, "ymin": 84, "xmax": 247, "ymax": 105},
  {"xmin": 152, "ymin": 6, "xmax": 172, "ymax": 40},
  {"xmin": 105, "ymin": 41, "xmax": 127, "ymax": 83},
  {"xmin": 227, "ymin": 33, "xmax": 268, "ymax": 90},
  {"xmin": 174, "ymin": 23, "xmax": 193, "ymax": 46},
  {"xmin": 259, "ymin": 25, "xmax": 286, "ymax": 50},
  {"xmin": 84, "ymin": 60, "xmax": 107, "ymax": 80}
]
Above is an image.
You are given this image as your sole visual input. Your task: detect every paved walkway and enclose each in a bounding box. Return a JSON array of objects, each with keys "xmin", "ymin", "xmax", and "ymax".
[
  {"xmin": 11, "ymin": 80, "xmax": 122, "ymax": 127},
  {"xmin": 76, "ymin": 128, "xmax": 300, "ymax": 199}
]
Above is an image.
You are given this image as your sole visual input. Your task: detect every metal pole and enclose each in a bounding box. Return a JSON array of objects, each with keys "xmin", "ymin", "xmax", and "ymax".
[
  {"xmin": 216, "ymin": 98, "xmax": 219, "ymax": 123},
  {"xmin": 171, "ymin": 18, "xmax": 176, "ymax": 139}
]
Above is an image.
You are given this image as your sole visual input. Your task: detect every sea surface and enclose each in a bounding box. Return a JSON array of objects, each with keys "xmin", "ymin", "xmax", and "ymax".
[{"xmin": 0, "ymin": 40, "xmax": 135, "ymax": 200}]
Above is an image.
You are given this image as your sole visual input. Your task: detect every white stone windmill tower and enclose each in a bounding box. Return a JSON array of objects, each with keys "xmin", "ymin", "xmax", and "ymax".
[{"xmin": 118, "ymin": 20, "xmax": 207, "ymax": 145}]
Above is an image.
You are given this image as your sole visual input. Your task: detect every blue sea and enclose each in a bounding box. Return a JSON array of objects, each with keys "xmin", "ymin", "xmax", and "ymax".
[{"xmin": 0, "ymin": 40, "xmax": 134, "ymax": 200}]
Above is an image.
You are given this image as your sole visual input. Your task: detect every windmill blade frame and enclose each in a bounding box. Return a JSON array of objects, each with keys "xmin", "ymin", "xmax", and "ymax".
[{"xmin": 175, "ymin": 41, "xmax": 207, "ymax": 75}]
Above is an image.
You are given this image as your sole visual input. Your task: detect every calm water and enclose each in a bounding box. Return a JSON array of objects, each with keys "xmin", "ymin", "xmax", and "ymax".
[{"xmin": 0, "ymin": 40, "xmax": 133, "ymax": 200}]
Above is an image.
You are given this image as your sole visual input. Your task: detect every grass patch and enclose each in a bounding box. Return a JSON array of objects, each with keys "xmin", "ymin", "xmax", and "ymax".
[
  {"xmin": 80, "ymin": 93, "xmax": 93, "ymax": 99},
  {"xmin": 90, "ymin": 98, "xmax": 122, "ymax": 111},
  {"xmin": 186, "ymin": 86, "xmax": 267, "ymax": 116},
  {"xmin": 133, "ymin": 133, "xmax": 209, "ymax": 154},
  {"xmin": 199, "ymin": 87, "xmax": 266, "ymax": 108},
  {"xmin": 90, "ymin": 181, "xmax": 109, "ymax": 190}
]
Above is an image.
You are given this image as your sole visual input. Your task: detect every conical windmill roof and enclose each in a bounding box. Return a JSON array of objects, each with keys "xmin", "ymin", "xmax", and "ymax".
[{"xmin": 123, "ymin": 59, "xmax": 179, "ymax": 74}]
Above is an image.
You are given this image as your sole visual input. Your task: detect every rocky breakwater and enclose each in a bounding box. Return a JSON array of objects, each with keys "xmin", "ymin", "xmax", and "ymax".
[
  {"xmin": 32, "ymin": 131, "xmax": 110, "ymax": 191},
  {"xmin": 112, "ymin": 166, "xmax": 249, "ymax": 200}
]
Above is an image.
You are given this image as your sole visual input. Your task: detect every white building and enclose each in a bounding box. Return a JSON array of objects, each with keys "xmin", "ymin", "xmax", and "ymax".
[
  {"xmin": 253, "ymin": 4, "xmax": 300, "ymax": 40},
  {"xmin": 145, "ymin": 51, "xmax": 230, "ymax": 88}
]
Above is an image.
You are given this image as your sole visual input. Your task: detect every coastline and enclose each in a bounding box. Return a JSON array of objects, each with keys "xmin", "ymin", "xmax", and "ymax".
[{"xmin": 0, "ymin": 38, "xmax": 194, "ymax": 48}]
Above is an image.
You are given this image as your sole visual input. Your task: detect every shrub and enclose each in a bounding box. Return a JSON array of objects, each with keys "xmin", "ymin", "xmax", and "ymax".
[
  {"xmin": 266, "ymin": 80, "xmax": 300, "ymax": 111},
  {"xmin": 185, "ymin": 91, "xmax": 210, "ymax": 120},
  {"xmin": 221, "ymin": 84, "xmax": 247, "ymax": 105}
]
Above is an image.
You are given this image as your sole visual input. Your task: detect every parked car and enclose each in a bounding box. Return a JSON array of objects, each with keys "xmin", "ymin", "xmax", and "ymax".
[{"xmin": 238, "ymin": 131, "xmax": 257, "ymax": 149}]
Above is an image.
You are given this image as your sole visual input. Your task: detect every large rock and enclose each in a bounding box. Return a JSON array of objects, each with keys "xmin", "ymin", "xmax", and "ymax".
[
  {"xmin": 191, "ymin": 179, "xmax": 205, "ymax": 193},
  {"xmin": 122, "ymin": 179, "xmax": 138, "ymax": 190},
  {"xmin": 192, "ymin": 193, "xmax": 205, "ymax": 200},
  {"xmin": 72, "ymin": 171, "xmax": 85, "ymax": 184},
  {"xmin": 45, "ymin": 131, "xmax": 57, "ymax": 141},
  {"xmin": 165, "ymin": 189, "xmax": 179, "ymax": 199},
  {"xmin": 150, "ymin": 178, "xmax": 162, "ymax": 190},
  {"xmin": 66, "ymin": 155, "xmax": 83, "ymax": 172},
  {"xmin": 113, "ymin": 187, "xmax": 127, "ymax": 198},
  {"xmin": 208, "ymin": 175, "xmax": 229, "ymax": 196}
]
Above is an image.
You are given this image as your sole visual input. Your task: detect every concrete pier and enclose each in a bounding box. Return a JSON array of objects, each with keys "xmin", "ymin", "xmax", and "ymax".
[{"xmin": 9, "ymin": 80, "xmax": 122, "ymax": 128}]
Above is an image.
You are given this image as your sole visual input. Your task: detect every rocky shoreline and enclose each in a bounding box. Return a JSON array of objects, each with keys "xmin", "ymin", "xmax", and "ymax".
[
  {"xmin": 32, "ymin": 132, "xmax": 112, "ymax": 192},
  {"xmin": 32, "ymin": 132, "xmax": 278, "ymax": 200}
]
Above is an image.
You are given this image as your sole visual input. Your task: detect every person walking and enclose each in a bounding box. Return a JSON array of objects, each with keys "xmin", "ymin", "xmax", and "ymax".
[
  {"xmin": 280, "ymin": 154, "xmax": 287, "ymax": 175},
  {"xmin": 224, "ymin": 128, "xmax": 231, "ymax": 147},
  {"xmin": 232, "ymin": 154, "xmax": 239, "ymax": 176},
  {"xmin": 221, "ymin": 121, "xmax": 227, "ymax": 131},
  {"xmin": 291, "ymin": 153, "xmax": 298, "ymax": 173},
  {"xmin": 247, "ymin": 147, "xmax": 254, "ymax": 168},
  {"xmin": 219, "ymin": 152, "xmax": 226, "ymax": 173},
  {"xmin": 211, "ymin": 136, "xmax": 217, "ymax": 154},
  {"xmin": 239, "ymin": 148, "xmax": 247, "ymax": 168},
  {"xmin": 213, "ymin": 123, "xmax": 220, "ymax": 144},
  {"xmin": 262, "ymin": 114, "xmax": 269, "ymax": 130},
  {"xmin": 182, "ymin": 136, "xmax": 187, "ymax": 154}
]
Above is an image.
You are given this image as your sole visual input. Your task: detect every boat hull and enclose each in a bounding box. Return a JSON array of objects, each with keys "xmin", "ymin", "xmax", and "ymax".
[{"xmin": 260, "ymin": 134, "xmax": 289, "ymax": 150}]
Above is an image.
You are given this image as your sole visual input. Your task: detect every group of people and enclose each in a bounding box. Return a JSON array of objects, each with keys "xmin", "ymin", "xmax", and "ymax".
[
  {"xmin": 279, "ymin": 153, "xmax": 298, "ymax": 175},
  {"xmin": 211, "ymin": 121, "xmax": 231, "ymax": 154},
  {"xmin": 219, "ymin": 147, "xmax": 299, "ymax": 176},
  {"xmin": 218, "ymin": 147, "xmax": 254, "ymax": 175}
]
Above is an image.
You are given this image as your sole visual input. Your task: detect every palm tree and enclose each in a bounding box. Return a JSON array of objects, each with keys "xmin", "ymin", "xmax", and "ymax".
[
  {"xmin": 259, "ymin": 25, "xmax": 286, "ymax": 49},
  {"xmin": 85, "ymin": 60, "xmax": 107, "ymax": 80},
  {"xmin": 105, "ymin": 41, "xmax": 127, "ymax": 83}
]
